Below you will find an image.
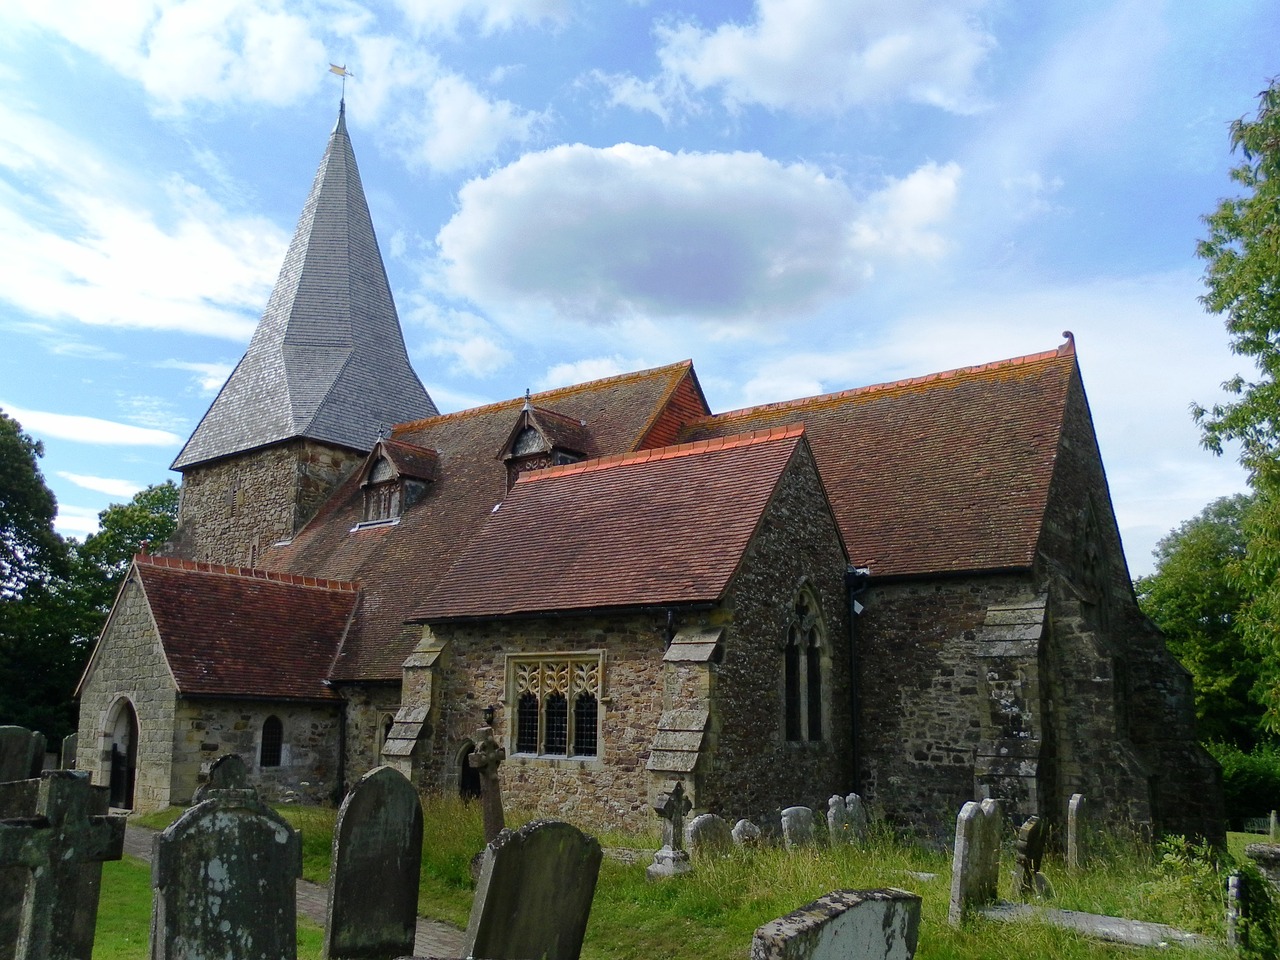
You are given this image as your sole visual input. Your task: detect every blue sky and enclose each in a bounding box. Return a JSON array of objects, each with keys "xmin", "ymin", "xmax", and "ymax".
[{"xmin": 0, "ymin": 0, "xmax": 1274, "ymax": 577}]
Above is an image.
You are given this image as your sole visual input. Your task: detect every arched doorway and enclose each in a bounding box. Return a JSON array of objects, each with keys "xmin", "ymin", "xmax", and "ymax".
[
  {"xmin": 458, "ymin": 742, "xmax": 481, "ymax": 800},
  {"xmin": 106, "ymin": 699, "xmax": 138, "ymax": 809}
]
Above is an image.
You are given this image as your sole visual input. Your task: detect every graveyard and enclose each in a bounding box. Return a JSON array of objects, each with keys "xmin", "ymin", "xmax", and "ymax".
[{"xmin": 4, "ymin": 725, "xmax": 1275, "ymax": 959}]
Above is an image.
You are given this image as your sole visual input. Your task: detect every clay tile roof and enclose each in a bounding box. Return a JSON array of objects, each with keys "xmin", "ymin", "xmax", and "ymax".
[
  {"xmin": 525, "ymin": 406, "xmax": 596, "ymax": 457},
  {"xmin": 135, "ymin": 554, "xmax": 356, "ymax": 700},
  {"xmin": 265, "ymin": 359, "xmax": 709, "ymax": 681},
  {"xmin": 372, "ymin": 438, "xmax": 439, "ymax": 482},
  {"xmin": 412, "ymin": 425, "xmax": 807, "ymax": 621},
  {"xmin": 678, "ymin": 339, "xmax": 1078, "ymax": 577}
]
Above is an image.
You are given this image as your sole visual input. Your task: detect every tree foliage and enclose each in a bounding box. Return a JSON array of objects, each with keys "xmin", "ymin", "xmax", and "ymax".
[
  {"xmin": 1136, "ymin": 494, "xmax": 1262, "ymax": 746},
  {"xmin": 0, "ymin": 410, "xmax": 67, "ymax": 598}
]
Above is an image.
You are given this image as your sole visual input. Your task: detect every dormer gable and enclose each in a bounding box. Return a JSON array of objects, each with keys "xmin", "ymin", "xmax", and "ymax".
[
  {"xmin": 498, "ymin": 396, "xmax": 597, "ymax": 489},
  {"xmin": 355, "ymin": 438, "xmax": 439, "ymax": 526}
]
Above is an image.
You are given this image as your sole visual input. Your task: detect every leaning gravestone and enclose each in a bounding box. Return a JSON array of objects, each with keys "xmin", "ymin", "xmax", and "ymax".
[
  {"xmin": 827, "ymin": 793, "xmax": 868, "ymax": 845},
  {"xmin": 324, "ymin": 766, "xmax": 423, "ymax": 960},
  {"xmin": 685, "ymin": 813, "xmax": 733, "ymax": 859},
  {"xmin": 0, "ymin": 771, "xmax": 124, "ymax": 960},
  {"xmin": 465, "ymin": 819, "xmax": 603, "ymax": 960},
  {"xmin": 151, "ymin": 790, "xmax": 302, "ymax": 960},
  {"xmin": 0, "ymin": 727, "xmax": 45, "ymax": 783},
  {"xmin": 947, "ymin": 799, "xmax": 1001, "ymax": 925},
  {"xmin": 750, "ymin": 889, "xmax": 921, "ymax": 960},
  {"xmin": 781, "ymin": 806, "xmax": 815, "ymax": 849},
  {"xmin": 1011, "ymin": 816, "xmax": 1049, "ymax": 899}
]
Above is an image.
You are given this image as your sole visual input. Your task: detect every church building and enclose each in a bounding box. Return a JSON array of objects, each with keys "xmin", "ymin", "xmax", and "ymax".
[{"xmin": 74, "ymin": 106, "xmax": 1224, "ymax": 841}]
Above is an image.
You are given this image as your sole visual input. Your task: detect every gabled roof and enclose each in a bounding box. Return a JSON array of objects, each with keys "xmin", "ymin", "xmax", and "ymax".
[
  {"xmin": 497, "ymin": 403, "xmax": 596, "ymax": 460},
  {"xmin": 173, "ymin": 103, "xmax": 437, "ymax": 471},
  {"xmin": 133, "ymin": 555, "xmax": 356, "ymax": 700},
  {"xmin": 265, "ymin": 360, "xmax": 710, "ymax": 680},
  {"xmin": 678, "ymin": 338, "xmax": 1078, "ymax": 578},
  {"xmin": 413, "ymin": 426, "xmax": 811, "ymax": 621},
  {"xmin": 362, "ymin": 438, "xmax": 439, "ymax": 484}
]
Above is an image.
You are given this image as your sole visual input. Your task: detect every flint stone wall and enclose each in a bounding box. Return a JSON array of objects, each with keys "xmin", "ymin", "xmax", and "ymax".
[
  {"xmin": 75, "ymin": 578, "xmax": 177, "ymax": 811},
  {"xmin": 170, "ymin": 439, "xmax": 364, "ymax": 568}
]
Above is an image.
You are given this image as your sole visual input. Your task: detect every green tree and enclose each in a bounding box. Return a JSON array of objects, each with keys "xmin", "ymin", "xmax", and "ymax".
[
  {"xmin": 1195, "ymin": 78, "xmax": 1280, "ymax": 733},
  {"xmin": 0, "ymin": 409, "xmax": 76, "ymax": 736},
  {"xmin": 1136, "ymin": 494, "xmax": 1261, "ymax": 746}
]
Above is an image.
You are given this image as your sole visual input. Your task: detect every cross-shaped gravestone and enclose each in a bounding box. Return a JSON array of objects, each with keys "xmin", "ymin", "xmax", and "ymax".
[
  {"xmin": 646, "ymin": 781, "xmax": 693, "ymax": 880},
  {"xmin": 0, "ymin": 771, "xmax": 124, "ymax": 960},
  {"xmin": 468, "ymin": 727, "xmax": 506, "ymax": 843}
]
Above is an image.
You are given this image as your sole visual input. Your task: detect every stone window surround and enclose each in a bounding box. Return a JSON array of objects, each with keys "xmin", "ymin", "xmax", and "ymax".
[
  {"xmin": 259, "ymin": 715, "xmax": 284, "ymax": 768},
  {"xmin": 783, "ymin": 584, "xmax": 829, "ymax": 744},
  {"xmin": 503, "ymin": 650, "xmax": 607, "ymax": 762}
]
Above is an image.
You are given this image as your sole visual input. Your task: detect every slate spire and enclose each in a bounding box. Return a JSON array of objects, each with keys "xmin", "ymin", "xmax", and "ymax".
[{"xmin": 172, "ymin": 104, "xmax": 437, "ymax": 470}]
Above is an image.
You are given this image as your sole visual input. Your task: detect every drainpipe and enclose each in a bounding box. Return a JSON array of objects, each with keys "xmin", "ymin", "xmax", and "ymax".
[{"xmin": 845, "ymin": 566, "xmax": 871, "ymax": 794}]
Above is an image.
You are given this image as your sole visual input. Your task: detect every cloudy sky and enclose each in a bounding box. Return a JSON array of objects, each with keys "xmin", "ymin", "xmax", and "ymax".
[{"xmin": 0, "ymin": 0, "xmax": 1273, "ymax": 577}]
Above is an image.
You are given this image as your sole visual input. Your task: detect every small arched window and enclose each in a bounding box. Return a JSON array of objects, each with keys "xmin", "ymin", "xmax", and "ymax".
[
  {"xmin": 260, "ymin": 715, "xmax": 284, "ymax": 768},
  {"xmin": 783, "ymin": 591, "xmax": 825, "ymax": 742}
]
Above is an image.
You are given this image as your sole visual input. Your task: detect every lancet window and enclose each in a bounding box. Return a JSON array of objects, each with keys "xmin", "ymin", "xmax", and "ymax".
[{"xmin": 783, "ymin": 590, "xmax": 825, "ymax": 742}]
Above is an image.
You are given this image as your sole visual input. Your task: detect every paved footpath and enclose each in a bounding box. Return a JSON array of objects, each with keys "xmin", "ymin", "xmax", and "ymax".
[{"xmin": 123, "ymin": 822, "xmax": 467, "ymax": 958}]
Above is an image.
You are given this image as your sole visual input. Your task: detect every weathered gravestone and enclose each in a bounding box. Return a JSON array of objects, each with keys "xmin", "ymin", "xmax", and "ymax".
[
  {"xmin": 750, "ymin": 889, "xmax": 921, "ymax": 960},
  {"xmin": 0, "ymin": 771, "xmax": 124, "ymax": 960},
  {"xmin": 947, "ymin": 798, "xmax": 1001, "ymax": 925},
  {"xmin": 1010, "ymin": 815, "xmax": 1051, "ymax": 899},
  {"xmin": 781, "ymin": 806, "xmax": 815, "ymax": 849},
  {"xmin": 464, "ymin": 819, "xmax": 603, "ymax": 960},
  {"xmin": 1245, "ymin": 842, "xmax": 1280, "ymax": 892},
  {"xmin": 647, "ymin": 781, "xmax": 693, "ymax": 880},
  {"xmin": 1066, "ymin": 794, "xmax": 1087, "ymax": 870},
  {"xmin": 151, "ymin": 790, "xmax": 302, "ymax": 960},
  {"xmin": 191, "ymin": 753, "xmax": 248, "ymax": 804},
  {"xmin": 685, "ymin": 813, "xmax": 732, "ymax": 859},
  {"xmin": 0, "ymin": 728, "xmax": 45, "ymax": 783},
  {"xmin": 827, "ymin": 794, "xmax": 867, "ymax": 846},
  {"xmin": 733, "ymin": 819, "xmax": 762, "ymax": 848},
  {"xmin": 324, "ymin": 766, "xmax": 423, "ymax": 960},
  {"xmin": 58, "ymin": 736, "xmax": 76, "ymax": 773},
  {"xmin": 468, "ymin": 727, "xmax": 506, "ymax": 844}
]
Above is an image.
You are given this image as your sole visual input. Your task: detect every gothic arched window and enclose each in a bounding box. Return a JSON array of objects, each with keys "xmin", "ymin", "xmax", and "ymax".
[
  {"xmin": 783, "ymin": 590, "xmax": 825, "ymax": 742},
  {"xmin": 260, "ymin": 715, "xmax": 284, "ymax": 767}
]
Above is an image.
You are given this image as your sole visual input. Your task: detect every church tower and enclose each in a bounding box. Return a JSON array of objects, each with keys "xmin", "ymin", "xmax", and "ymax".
[{"xmin": 169, "ymin": 103, "xmax": 437, "ymax": 566}]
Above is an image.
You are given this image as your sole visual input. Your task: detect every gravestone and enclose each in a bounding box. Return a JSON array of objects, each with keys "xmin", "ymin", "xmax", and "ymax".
[
  {"xmin": 0, "ymin": 727, "xmax": 44, "ymax": 783},
  {"xmin": 827, "ymin": 793, "xmax": 868, "ymax": 845},
  {"xmin": 1245, "ymin": 842, "xmax": 1280, "ymax": 891},
  {"xmin": 151, "ymin": 790, "xmax": 302, "ymax": 960},
  {"xmin": 781, "ymin": 806, "xmax": 814, "ymax": 849},
  {"xmin": 465, "ymin": 819, "xmax": 602, "ymax": 960},
  {"xmin": 0, "ymin": 771, "xmax": 124, "ymax": 960},
  {"xmin": 947, "ymin": 799, "xmax": 1001, "ymax": 925},
  {"xmin": 1227, "ymin": 871, "xmax": 1243, "ymax": 951},
  {"xmin": 1066, "ymin": 794, "xmax": 1087, "ymax": 870},
  {"xmin": 733, "ymin": 819, "xmax": 761, "ymax": 847},
  {"xmin": 685, "ymin": 813, "xmax": 733, "ymax": 859},
  {"xmin": 1011, "ymin": 816, "xmax": 1049, "ymax": 899},
  {"xmin": 647, "ymin": 782, "xmax": 693, "ymax": 880},
  {"xmin": 192, "ymin": 753, "xmax": 249, "ymax": 803},
  {"xmin": 59, "ymin": 735, "xmax": 76, "ymax": 772},
  {"xmin": 468, "ymin": 727, "xmax": 506, "ymax": 843},
  {"xmin": 324, "ymin": 766, "xmax": 423, "ymax": 960},
  {"xmin": 750, "ymin": 889, "xmax": 921, "ymax": 960}
]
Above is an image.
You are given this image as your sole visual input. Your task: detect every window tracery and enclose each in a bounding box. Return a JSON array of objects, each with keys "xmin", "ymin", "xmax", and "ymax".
[
  {"xmin": 784, "ymin": 590, "xmax": 825, "ymax": 742},
  {"xmin": 509, "ymin": 654, "xmax": 602, "ymax": 757}
]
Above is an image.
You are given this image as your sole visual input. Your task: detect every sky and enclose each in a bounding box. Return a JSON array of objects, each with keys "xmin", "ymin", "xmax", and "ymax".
[{"xmin": 0, "ymin": 0, "xmax": 1274, "ymax": 578}]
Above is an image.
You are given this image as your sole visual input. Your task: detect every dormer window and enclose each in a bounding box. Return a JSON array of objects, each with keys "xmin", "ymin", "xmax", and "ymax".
[
  {"xmin": 498, "ymin": 397, "xmax": 595, "ymax": 490},
  {"xmin": 352, "ymin": 439, "xmax": 438, "ymax": 531}
]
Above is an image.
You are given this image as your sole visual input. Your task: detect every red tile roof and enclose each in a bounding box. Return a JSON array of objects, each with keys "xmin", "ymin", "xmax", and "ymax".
[
  {"xmin": 375, "ymin": 438, "xmax": 439, "ymax": 482},
  {"xmin": 265, "ymin": 360, "xmax": 710, "ymax": 680},
  {"xmin": 678, "ymin": 340, "xmax": 1077, "ymax": 577},
  {"xmin": 413, "ymin": 426, "xmax": 809, "ymax": 621},
  {"xmin": 135, "ymin": 555, "xmax": 356, "ymax": 700}
]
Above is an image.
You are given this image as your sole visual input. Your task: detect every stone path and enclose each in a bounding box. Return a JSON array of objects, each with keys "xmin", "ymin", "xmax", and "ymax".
[{"xmin": 123, "ymin": 822, "xmax": 467, "ymax": 957}]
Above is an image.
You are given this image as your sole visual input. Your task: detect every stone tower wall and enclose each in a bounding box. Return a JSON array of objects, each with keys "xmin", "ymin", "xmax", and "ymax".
[{"xmin": 169, "ymin": 439, "xmax": 364, "ymax": 567}]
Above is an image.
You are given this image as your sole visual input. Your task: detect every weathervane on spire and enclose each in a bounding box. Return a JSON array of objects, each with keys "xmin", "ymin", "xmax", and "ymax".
[{"xmin": 329, "ymin": 63, "xmax": 354, "ymax": 103}]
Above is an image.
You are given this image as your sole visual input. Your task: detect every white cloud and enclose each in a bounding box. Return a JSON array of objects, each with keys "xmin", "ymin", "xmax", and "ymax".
[
  {"xmin": 56, "ymin": 473, "xmax": 143, "ymax": 499},
  {"xmin": 411, "ymin": 74, "xmax": 543, "ymax": 172},
  {"xmin": 655, "ymin": 0, "xmax": 995, "ymax": 115},
  {"xmin": 429, "ymin": 334, "xmax": 514, "ymax": 378},
  {"xmin": 53, "ymin": 505, "xmax": 104, "ymax": 538},
  {"xmin": 1, "ymin": 403, "xmax": 183, "ymax": 446},
  {"xmin": 437, "ymin": 143, "xmax": 960, "ymax": 325},
  {"xmin": 158, "ymin": 360, "xmax": 235, "ymax": 394},
  {"xmin": 538, "ymin": 356, "xmax": 648, "ymax": 390},
  {"xmin": 11, "ymin": 0, "xmax": 326, "ymax": 112},
  {"xmin": 393, "ymin": 0, "xmax": 571, "ymax": 35}
]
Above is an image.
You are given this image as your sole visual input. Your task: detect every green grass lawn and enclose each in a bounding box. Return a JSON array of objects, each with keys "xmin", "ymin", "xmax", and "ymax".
[{"xmin": 98, "ymin": 804, "xmax": 1262, "ymax": 960}]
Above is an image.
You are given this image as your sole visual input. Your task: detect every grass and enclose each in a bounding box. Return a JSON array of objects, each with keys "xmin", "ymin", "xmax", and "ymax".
[{"xmin": 101, "ymin": 800, "xmax": 1257, "ymax": 960}]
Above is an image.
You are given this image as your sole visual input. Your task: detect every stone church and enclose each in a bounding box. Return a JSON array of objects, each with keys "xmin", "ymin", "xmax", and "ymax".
[{"xmin": 74, "ymin": 105, "xmax": 1224, "ymax": 840}]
